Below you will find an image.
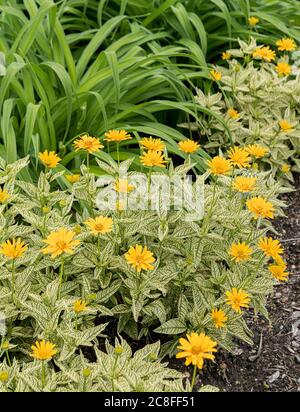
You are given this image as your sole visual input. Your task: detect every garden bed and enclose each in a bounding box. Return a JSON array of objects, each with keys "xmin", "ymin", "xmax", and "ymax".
[{"xmin": 171, "ymin": 175, "xmax": 300, "ymax": 392}]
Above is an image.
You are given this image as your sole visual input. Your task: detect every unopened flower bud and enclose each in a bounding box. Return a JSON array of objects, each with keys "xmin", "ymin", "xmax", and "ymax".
[
  {"xmin": 0, "ymin": 371, "xmax": 9, "ymax": 382},
  {"xmin": 82, "ymin": 368, "xmax": 91, "ymax": 378},
  {"xmin": 114, "ymin": 346, "xmax": 123, "ymax": 355}
]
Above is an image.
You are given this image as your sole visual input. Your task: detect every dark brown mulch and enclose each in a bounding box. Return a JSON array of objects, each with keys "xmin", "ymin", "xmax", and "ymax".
[{"xmin": 174, "ymin": 175, "xmax": 300, "ymax": 392}]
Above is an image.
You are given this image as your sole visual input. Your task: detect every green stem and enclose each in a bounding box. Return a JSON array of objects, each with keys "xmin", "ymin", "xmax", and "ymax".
[
  {"xmin": 41, "ymin": 361, "xmax": 46, "ymax": 389},
  {"xmin": 75, "ymin": 314, "xmax": 78, "ymax": 331},
  {"xmin": 147, "ymin": 167, "xmax": 152, "ymax": 210},
  {"xmin": 86, "ymin": 152, "xmax": 90, "ymax": 172},
  {"xmin": 190, "ymin": 364, "xmax": 197, "ymax": 392},
  {"xmin": 116, "ymin": 143, "xmax": 120, "ymax": 166},
  {"xmin": 58, "ymin": 259, "xmax": 65, "ymax": 298},
  {"xmin": 111, "ymin": 355, "xmax": 119, "ymax": 392},
  {"xmin": 83, "ymin": 376, "xmax": 87, "ymax": 392},
  {"xmin": 5, "ymin": 350, "xmax": 12, "ymax": 367},
  {"xmin": 97, "ymin": 234, "xmax": 101, "ymax": 257},
  {"xmin": 11, "ymin": 259, "xmax": 15, "ymax": 303}
]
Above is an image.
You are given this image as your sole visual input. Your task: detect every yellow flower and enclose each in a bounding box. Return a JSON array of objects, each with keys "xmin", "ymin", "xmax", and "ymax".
[
  {"xmin": 74, "ymin": 299, "xmax": 87, "ymax": 314},
  {"xmin": 73, "ymin": 135, "xmax": 103, "ymax": 153},
  {"xmin": 274, "ymin": 254, "xmax": 287, "ymax": 267},
  {"xmin": 0, "ymin": 238, "xmax": 28, "ymax": 259},
  {"xmin": 0, "ymin": 371, "xmax": 9, "ymax": 382},
  {"xmin": 252, "ymin": 46, "xmax": 276, "ymax": 62},
  {"xmin": 227, "ymin": 108, "xmax": 239, "ymax": 119},
  {"xmin": 114, "ymin": 179, "xmax": 135, "ymax": 193},
  {"xmin": 281, "ymin": 163, "xmax": 291, "ymax": 173},
  {"xmin": 222, "ymin": 51, "xmax": 231, "ymax": 60},
  {"xmin": 39, "ymin": 150, "xmax": 61, "ymax": 168},
  {"xmin": 269, "ymin": 263, "xmax": 289, "ymax": 282},
  {"xmin": 140, "ymin": 137, "xmax": 165, "ymax": 151},
  {"xmin": 42, "ymin": 228, "xmax": 80, "ymax": 258},
  {"xmin": 140, "ymin": 150, "xmax": 166, "ymax": 168},
  {"xmin": 66, "ymin": 174, "xmax": 80, "ymax": 183},
  {"xmin": 225, "ymin": 288, "xmax": 250, "ymax": 313},
  {"xmin": 258, "ymin": 237, "xmax": 283, "ymax": 259},
  {"xmin": 176, "ymin": 332, "xmax": 217, "ymax": 370},
  {"xmin": 229, "ymin": 241, "xmax": 253, "ymax": 262},
  {"xmin": 104, "ymin": 129, "xmax": 132, "ymax": 142},
  {"xmin": 227, "ymin": 147, "xmax": 251, "ymax": 168},
  {"xmin": 0, "ymin": 187, "xmax": 10, "ymax": 203},
  {"xmin": 178, "ymin": 139, "xmax": 200, "ymax": 154},
  {"xmin": 85, "ymin": 216, "xmax": 113, "ymax": 235},
  {"xmin": 125, "ymin": 244, "xmax": 155, "ymax": 272},
  {"xmin": 246, "ymin": 144, "xmax": 268, "ymax": 158},
  {"xmin": 233, "ymin": 176, "xmax": 257, "ymax": 193},
  {"xmin": 276, "ymin": 61, "xmax": 292, "ymax": 76},
  {"xmin": 211, "ymin": 309, "xmax": 228, "ymax": 328},
  {"xmin": 246, "ymin": 197, "xmax": 274, "ymax": 219},
  {"xmin": 210, "ymin": 69, "xmax": 222, "ymax": 81},
  {"xmin": 207, "ymin": 156, "xmax": 232, "ymax": 175},
  {"xmin": 248, "ymin": 16, "xmax": 259, "ymax": 26},
  {"xmin": 279, "ymin": 120, "xmax": 294, "ymax": 133},
  {"xmin": 31, "ymin": 340, "xmax": 57, "ymax": 361},
  {"xmin": 276, "ymin": 38, "xmax": 296, "ymax": 52}
]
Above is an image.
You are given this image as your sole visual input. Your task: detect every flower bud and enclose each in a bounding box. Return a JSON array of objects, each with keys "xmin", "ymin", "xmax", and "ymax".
[
  {"xmin": 82, "ymin": 368, "xmax": 91, "ymax": 378},
  {"xmin": 0, "ymin": 371, "xmax": 9, "ymax": 382},
  {"xmin": 114, "ymin": 346, "xmax": 123, "ymax": 355}
]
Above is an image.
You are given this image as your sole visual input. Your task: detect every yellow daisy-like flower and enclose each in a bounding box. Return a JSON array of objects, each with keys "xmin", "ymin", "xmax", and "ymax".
[
  {"xmin": 178, "ymin": 139, "xmax": 200, "ymax": 154},
  {"xmin": 210, "ymin": 69, "xmax": 222, "ymax": 81},
  {"xmin": 39, "ymin": 150, "xmax": 61, "ymax": 168},
  {"xmin": 225, "ymin": 288, "xmax": 250, "ymax": 313},
  {"xmin": 269, "ymin": 263, "xmax": 289, "ymax": 282},
  {"xmin": 229, "ymin": 241, "xmax": 253, "ymax": 262},
  {"xmin": 125, "ymin": 244, "xmax": 155, "ymax": 272},
  {"xmin": 274, "ymin": 254, "xmax": 287, "ymax": 266},
  {"xmin": 227, "ymin": 108, "xmax": 239, "ymax": 119},
  {"xmin": 207, "ymin": 156, "xmax": 232, "ymax": 175},
  {"xmin": 42, "ymin": 228, "xmax": 80, "ymax": 258},
  {"xmin": 281, "ymin": 163, "xmax": 291, "ymax": 173},
  {"xmin": 246, "ymin": 197, "xmax": 274, "ymax": 219},
  {"xmin": 74, "ymin": 299, "xmax": 87, "ymax": 314},
  {"xmin": 104, "ymin": 129, "xmax": 132, "ymax": 142},
  {"xmin": 66, "ymin": 174, "xmax": 80, "ymax": 183},
  {"xmin": 222, "ymin": 51, "xmax": 231, "ymax": 60},
  {"xmin": 113, "ymin": 179, "xmax": 135, "ymax": 193},
  {"xmin": 233, "ymin": 176, "xmax": 257, "ymax": 193},
  {"xmin": 73, "ymin": 135, "xmax": 103, "ymax": 153},
  {"xmin": 140, "ymin": 137, "xmax": 165, "ymax": 151},
  {"xmin": 0, "ymin": 187, "xmax": 10, "ymax": 203},
  {"xmin": 176, "ymin": 332, "xmax": 217, "ymax": 370},
  {"xmin": 227, "ymin": 147, "xmax": 251, "ymax": 168},
  {"xmin": 252, "ymin": 46, "xmax": 276, "ymax": 62},
  {"xmin": 85, "ymin": 216, "xmax": 113, "ymax": 235},
  {"xmin": 140, "ymin": 150, "xmax": 166, "ymax": 168},
  {"xmin": 279, "ymin": 120, "xmax": 294, "ymax": 133},
  {"xmin": 211, "ymin": 309, "xmax": 228, "ymax": 329},
  {"xmin": 0, "ymin": 238, "xmax": 28, "ymax": 260},
  {"xmin": 276, "ymin": 38, "xmax": 296, "ymax": 52},
  {"xmin": 258, "ymin": 237, "xmax": 283, "ymax": 259},
  {"xmin": 246, "ymin": 144, "xmax": 268, "ymax": 158},
  {"xmin": 31, "ymin": 340, "xmax": 57, "ymax": 361},
  {"xmin": 248, "ymin": 16, "xmax": 259, "ymax": 26},
  {"xmin": 276, "ymin": 61, "xmax": 292, "ymax": 76}
]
